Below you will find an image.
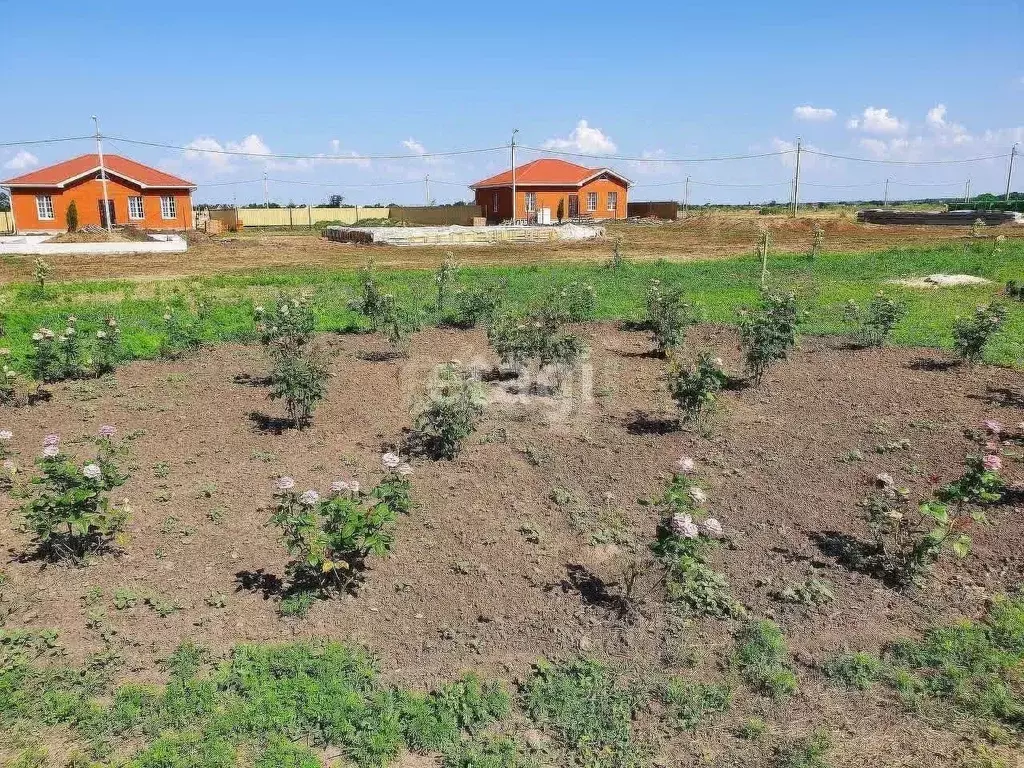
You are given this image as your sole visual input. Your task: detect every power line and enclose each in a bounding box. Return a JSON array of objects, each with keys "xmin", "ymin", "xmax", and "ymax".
[
  {"xmin": 804, "ymin": 149, "xmax": 1010, "ymax": 166},
  {"xmin": 517, "ymin": 144, "xmax": 793, "ymax": 163},
  {"xmin": 0, "ymin": 135, "xmax": 92, "ymax": 148},
  {"xmin": 105, "ymin": 135, "xmax": 507, "ymax": 161}
]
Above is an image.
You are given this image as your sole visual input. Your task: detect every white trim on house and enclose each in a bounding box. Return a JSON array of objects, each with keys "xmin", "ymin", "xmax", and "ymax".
[
  {"xmin": 471, "ymin": 167, "xmax": 633, "ymax": 190},
  {"xmin": 5, "ymin": 166, "xmax": 196, "ymax": 190}
]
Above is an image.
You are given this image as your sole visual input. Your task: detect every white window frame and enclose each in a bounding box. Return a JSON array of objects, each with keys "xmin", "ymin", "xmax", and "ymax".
[
  {"xmin": 524, "ymin": 191, "xmax": 536, "ymax": 213},
  {"xmin": 160, "ymin": 196, "xmax": 177, "ymax": 220},
  {"xmin": 586, "ymin": 192, "xmax": 598, "ymax": 212},
  {"xmin": 607, "ymin": 191, "xmax": 618, "ymax": 212},
  {"xmin": 36, "ymin": 195, "xmax": 54, "ymax": 221},
  {"xmin": 128, "ymin": 196, "xmax": 145, "ymax": 220}
]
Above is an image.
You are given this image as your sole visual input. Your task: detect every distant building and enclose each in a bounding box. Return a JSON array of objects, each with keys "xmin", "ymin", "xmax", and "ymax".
[
  {"xmin": 470, "ymin": 158, "xmax": 630, "ymax": 224},
  {"xmin": 2, "ymin": 154, "xmax": 195, "ymax": 232}
]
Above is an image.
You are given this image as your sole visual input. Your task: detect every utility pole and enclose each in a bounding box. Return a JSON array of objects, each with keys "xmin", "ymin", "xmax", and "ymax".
[
  {"xmin": 965, "ymin": 178, "xmax": 971, "ymax": 204},
  {"xmin": 424, "ymin": 174, "xmax": 430, "ymax": 206},
  {"xmin": 510, "ymin": 129, "xmax": 518, "ymax": 224},
  {"xmin": 684, "ymin": 175, "xmax": 690, "ymax": 213},
  {"xmin": 92, "ymin": 116, "xmax": 112, "ymax": 233},
  {"xmin": 263, "ymin": 172, "xmax": 269, "ymax": 209},
  {"xmin": 883, "ymin": 178, "xmax": 889, "ymax": 208},
  {"xmin": 1006, "ymin": 143, "xmax": 1018, "ymax": 202},
  {"xmin": 791, "ymin": 137, "xmax": 802, "ymax": 217}
]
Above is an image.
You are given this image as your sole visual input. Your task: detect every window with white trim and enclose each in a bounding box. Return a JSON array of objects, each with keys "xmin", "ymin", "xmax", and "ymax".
[
  {"xmin": 524, "ymin": 191, "xmax": 536, "ymax": 213},
  {"xmin": 607, "ymin": 191, "xmax": 618, "ymax": 212},
  {"xmin": 493, "ymin": 192, "xmax": 498, "ymax": 213},
  {"xmin": 36, "ymin": 195, "xmax": 54, "ymax": 220},
  {"xmin": 586, "ymin": 192, "xmax": 597, "ymax": 212},
  {"xmin": 128, "ymin": 196, "xmax": 145, "ymax": 220},
  {"xmin": 160, "ymin": 196, "xmax": 177, "ymax": 219}
]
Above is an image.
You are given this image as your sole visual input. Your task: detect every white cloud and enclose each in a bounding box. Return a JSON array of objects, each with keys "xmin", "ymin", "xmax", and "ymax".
[
  {"xmin": 847, "ymin": 107, "xmax": 906, "ymax": 135},
  {"xmin": 3, "ymin": 150, "xmax": 39, "ymax": 170},
  {"xmin": 402, "ymin": 138, "xmax": 427, "ymax": 155},
  {"xmin": 543, "ymin": 119, "xmax": 617, "ymax": 154},
  {"xmin": 793, "ymin": 105, "xmax": 836, "ymax": 122},
  {"xmin": 181, "ymin": 134, "xmax": 370, "ymax": 175},
  {"xmin": 628, "ymin": 149, "xmax": 677, "ymax": 176}
]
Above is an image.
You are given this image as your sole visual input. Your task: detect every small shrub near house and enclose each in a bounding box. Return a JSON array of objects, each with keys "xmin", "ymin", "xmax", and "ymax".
[
  {"xmin": 349, "ymin": 262, "xmax": 388, "ymax": 326},
  {"xmin": 159, "ymin": 305, "xmax": 205, "ymax": 360},
  {"xmin": 32, "ymin": 258, "xmax": 52, "ymax": 295},
  {"xmin": 269, "ymin": 455, "xmax": 411, "ymax": 593},
  {"xmin": 434, "ymin": 252, "xmax": 458, "ymax": 317},
  {"xmin": 738, "ymin": 290, "xmax": 802, "ymax": 383},
  {"xmin": 255, "ymin": 294, "xmax": 315, "ymax": 355},
  {"xmin": 861, "ymin": 434, "xmax": 1005, "ymax": 588},
  {"xmin": 449, "ymin": 284, "xmax": 505, "ymax": 328},
  {"xmin": 19, "ymin": 426, "xmax": 130, "ymax": 563},
  {"xmin": 649, "ymin": 458, "xmax": 743, "ymax": 618},
  {"xmin": 487, "ymin": 300, "xmax": 587, "ymax": 384},
  {"xmin": 843, "ymin": 292, "xmax": 907, "ymax": 347},
  {"xmin": 411, "ymin": 363, "xmax": 486, "ymax": 459},
  {"xmin": 952, "ymin": 303, "xmax": 1007, "ymax": 364},
  {"xmin": 268, "ymin": 347, "xmax": 330, "ymax": 429},
  {"xmin": 666, "ymin": 352, "xmax": 728, "ymax": 433},
  {"xmin": 546, "ymin": 280, "xmax": 597, "ymax": 323},
  {"xmin": 645, "ymin": 280, "xmax": 697, "ymax": 356},
  {"xmin": 257, "ymin": 294, "xmax": 330, "ymax": 429}
]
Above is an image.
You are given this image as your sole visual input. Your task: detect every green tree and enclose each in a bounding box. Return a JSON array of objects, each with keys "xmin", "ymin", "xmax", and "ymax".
[{"xmin": 65, "ymin": 200, "xmax": 79, "ymax": 232}]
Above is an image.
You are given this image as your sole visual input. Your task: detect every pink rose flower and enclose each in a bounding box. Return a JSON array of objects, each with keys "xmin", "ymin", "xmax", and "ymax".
[
  {"xmin": 277, "ymin": 476, "xmax": 295, "ymax": 491},
  {"xmin": 983, "ymin": 454, "xmax": 1002, "ymax": 472}
]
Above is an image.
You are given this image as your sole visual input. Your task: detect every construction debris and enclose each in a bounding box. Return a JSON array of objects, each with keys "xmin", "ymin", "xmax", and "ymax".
[
  {"xmin": 857, "ymin": 209, "xmax": 1023, "ymax": 226},
  {"xmin": 323, "ymin": 223, "xmax": 605, "ymax": 247}
]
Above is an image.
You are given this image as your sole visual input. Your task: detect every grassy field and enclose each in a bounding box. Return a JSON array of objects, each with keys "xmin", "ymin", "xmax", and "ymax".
[{"xmin": 2, "ymin": 237, "xmax": 1023, "ymax": 370}]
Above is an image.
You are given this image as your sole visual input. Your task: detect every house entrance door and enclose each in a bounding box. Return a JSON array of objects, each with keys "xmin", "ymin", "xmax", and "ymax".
[
  {"xmin": 98, "ymin": 200, "xmax": 115, "ymax": 227},
  {"xmin": 568, "ymin": 194, "xmax": 579, "ymax": 219}
]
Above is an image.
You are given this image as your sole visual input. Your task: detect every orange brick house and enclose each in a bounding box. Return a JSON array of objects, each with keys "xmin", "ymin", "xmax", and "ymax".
[
  {"xmin": 3, "ymin": 154, "xmax": 195, "ymax": 233},
  {"xmin": 470, "ymin": 158, "xmax": 630, "ymax": 224}
]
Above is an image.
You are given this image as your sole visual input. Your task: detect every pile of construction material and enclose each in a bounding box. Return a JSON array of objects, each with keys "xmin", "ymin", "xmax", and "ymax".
[
  {"xmin": 323, "ymin": 224, "xmax": 605, "ymax": 247},
  {"xmin": 857, "ymin": 209, "xmax": 1023, "ymax": 226}
]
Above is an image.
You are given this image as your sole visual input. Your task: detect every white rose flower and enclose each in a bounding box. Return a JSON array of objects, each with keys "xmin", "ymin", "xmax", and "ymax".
[
  {"xmin": 688, "ymin": 486, "xmax": 708, "ymax": 505},
  {"xmin": 677, "ymin": 456, "xmax": 696, "ymax": 473},
  {"xmin": 299, "ymin": 489, "xmax": 320, "ymax": 506},
  {"xmin": 670, "ymin": 513, "xmax": 699, "ymax": 539},
  {"xmin": 381, "ymin": 452, "xmax": 401, "ymax": 469},
  {"xmin": 0, "ymin": 430, "xmax": 12, "ymax": 441},
  {"xmin": 82, "ymin": 463, "xmax": 102, "ymax": 480},
  {"xmin": 702, "ymin": 518, "xmax": 723, "ymax": 538},
  {"xmin": 276, "ymin": 476, "xmax": 295, "ymax": 491}
]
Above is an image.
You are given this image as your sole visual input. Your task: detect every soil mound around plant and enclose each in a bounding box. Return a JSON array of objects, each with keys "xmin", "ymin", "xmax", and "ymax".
[
  {"xmin": 47, "ymin": 226, "xmax": 155, "ymax": 244},
  {"xmin": 894, "ymin": 273, "xmax": 993, "ymax": 288}
]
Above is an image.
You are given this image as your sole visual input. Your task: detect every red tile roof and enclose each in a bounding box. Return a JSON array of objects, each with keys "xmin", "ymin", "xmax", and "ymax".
[
  {"xmin": 3, "ymin": 154, "xmax": 195, "ymax": 189},
  {"xmin": 470, "ymin": 158, "xmax": 630, "ymax": 189}
]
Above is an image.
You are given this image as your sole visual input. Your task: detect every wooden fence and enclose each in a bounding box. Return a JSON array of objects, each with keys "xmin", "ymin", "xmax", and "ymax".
[
  {"xmin": 0, "ymin": 211, "xmax": 13, "ymax": 233},
  {"xmin": 627, "ymin": 201, "xmax": 679, "ymax": 219},
  {"xmin": 389, "ymin": 205, "xmax": 483, "ymax": 226},
  {"xmin": 207, "ymin": 206, "xmax": 390, "ymax": 229}
]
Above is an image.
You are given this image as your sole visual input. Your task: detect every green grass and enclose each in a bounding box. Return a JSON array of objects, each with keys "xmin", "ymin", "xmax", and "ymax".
[
  {"xmin": 823, "ymin": 595, "xmax": 1024, "ymax": 730},
  {"xmin": 2, "ymin": 239, "xmax": 1024, "ymax": 373},
  {"xmin": 733, "ymin": 620, "xmax": 799, "ymax": 699},
  {"xmin": 521, "ymin": 658, "xmax": 648, "ymax": 768},
  {"xmin": 0, "ymin": 637, "xmax": 511, "ymax": 768}
]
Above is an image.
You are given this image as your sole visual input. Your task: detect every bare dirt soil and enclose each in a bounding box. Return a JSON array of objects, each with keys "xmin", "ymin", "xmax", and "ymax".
[
  {"xmin": 1, "ymin": 323, "xmax": 1022, "ymax": 764},
  {"xmin": 2, "ymin": 213, "xmax": 1019, "ymax": 282}
]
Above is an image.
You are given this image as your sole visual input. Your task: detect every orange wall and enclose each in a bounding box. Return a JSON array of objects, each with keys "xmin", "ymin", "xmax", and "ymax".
[
  {"xmin": 11, "ymin": 173, "xmax": 193, "ymax": 232},
  {"xmin": 474, "ymin": 176, "xmax": 627, "ymax": 223}
]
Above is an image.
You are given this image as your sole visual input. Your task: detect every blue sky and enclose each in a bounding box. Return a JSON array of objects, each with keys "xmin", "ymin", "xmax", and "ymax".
[{"xmin": 1, "ymin": 0, "xmax": 1022, "ymax": 205}]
